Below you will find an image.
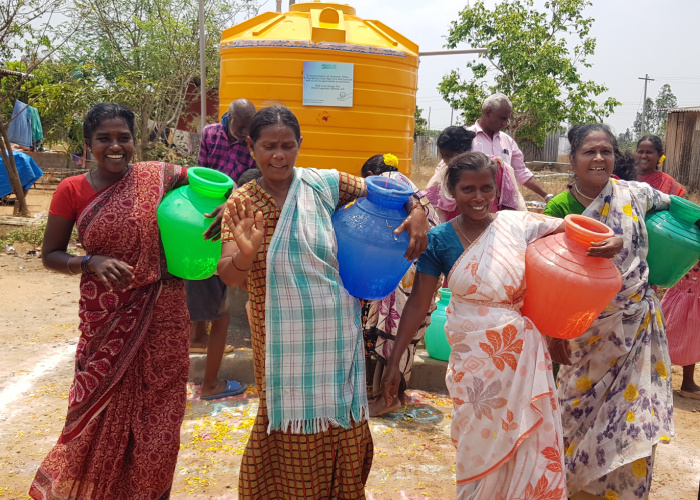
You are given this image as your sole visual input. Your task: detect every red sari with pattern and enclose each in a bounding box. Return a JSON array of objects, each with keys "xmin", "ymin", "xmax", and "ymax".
[
  {"xmin": 29, "ymin": 162, "xmax": 190, "ymax": 500},
  {"xmin": 638, "ymin": 170, "xmax": 686, "ymax": 197}
]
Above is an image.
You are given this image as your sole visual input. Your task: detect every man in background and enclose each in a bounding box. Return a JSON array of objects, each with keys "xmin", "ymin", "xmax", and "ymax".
[
  {"xmin": 198, "ymin": 98, "xmax": 256, "ymax": 184},
  {"xmin": 467, "ymin": 93, "xmax": 554, "ymax": 204},
  {"xmin": 186, "ymin": 98, "xmax": 256, "ymax": 399}
]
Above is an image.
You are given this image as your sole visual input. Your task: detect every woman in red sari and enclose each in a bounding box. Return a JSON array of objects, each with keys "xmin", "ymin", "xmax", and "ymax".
[
  {"xmin": 636, "ymin": 134, "xmax": 685, "ymax": 196},
  {"xmin": 30, "ymin": 103, "xmax": 205, "ymax": 499}
]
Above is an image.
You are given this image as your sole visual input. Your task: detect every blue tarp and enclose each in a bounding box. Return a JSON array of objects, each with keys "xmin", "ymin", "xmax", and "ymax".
[{"xmin": 0, "ymin": 151, "xmax": 44, "ymax": 198}]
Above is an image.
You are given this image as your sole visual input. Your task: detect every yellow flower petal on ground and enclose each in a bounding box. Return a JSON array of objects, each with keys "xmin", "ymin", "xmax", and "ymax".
[
  {"xmin": 624, "ymin": 383, "xmax": 639, "ymax": 402},
  {"xmin": 632, "ymin": 458, "xmax": 647, "ymax": 479},
  {"xmin": 604, "ymin": 489, "xmax": 619, "ymax": 500},
  {"xmin": 577, "ymin": 376, "xmax": 592, "ymax": 392},
  {"xmin": 626, "ymin": 411, "xmax": 635, "ymax": 422},
  {"xmin": 660, "ymin": 435, "xmax": 671, "ymax": 443}
]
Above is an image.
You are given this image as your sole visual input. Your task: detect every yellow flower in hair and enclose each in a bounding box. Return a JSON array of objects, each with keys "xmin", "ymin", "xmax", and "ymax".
[
  {"xmin": 383, "ymin": 153, "xmax": 399, "ymax": 168},
  {"xmin": 657, "ymin": 154, "xmax": 666, "ymax": 166}
]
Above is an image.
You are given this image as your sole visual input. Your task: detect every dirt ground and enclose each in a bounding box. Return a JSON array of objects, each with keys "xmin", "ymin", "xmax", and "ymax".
[
  {"xmin": 1, "ymin": 243, "xmax": 700, "ymax": 499},
  {"xmin": 2, "ymin": 179, "xmax": 700, "ymax": 499}
]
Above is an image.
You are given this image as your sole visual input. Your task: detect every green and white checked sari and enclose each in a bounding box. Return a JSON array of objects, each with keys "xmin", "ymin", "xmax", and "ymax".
[{"xmin": 265, "ymin": 167, "xmax": 368, "ymax": 434}]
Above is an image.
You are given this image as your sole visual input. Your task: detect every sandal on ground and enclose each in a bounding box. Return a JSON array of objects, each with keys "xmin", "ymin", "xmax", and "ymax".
[
  {"xmin": 189, "ymin": 344, "xmax": 235, "ymax": 354},
  {"xmin": 200, "ymin": 380, "xmax": 247, "ymax": 400},
  {"xmin": 679, "ymin": 390, "xmax": 700, "ymax": 400}
]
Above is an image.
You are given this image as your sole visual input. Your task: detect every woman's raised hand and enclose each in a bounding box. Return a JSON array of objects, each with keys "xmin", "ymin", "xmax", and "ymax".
[{"xmin": 223, "ymin": 196, "xmax": 264, "ymax": 258}]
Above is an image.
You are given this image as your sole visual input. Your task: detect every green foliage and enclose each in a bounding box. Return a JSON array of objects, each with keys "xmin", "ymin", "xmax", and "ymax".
[
  {"xmin": 1, "ymin": 220, "xmax": 78, "ymax": 247},
  {"xmin": 2, "ymin": 220, "xmax": 47, "ymax": 247},
  {"xmin": 142, "ymin": 142, "xmax": 200, "ymax": 167},
  {"xmin": 617, "ymin": 128, "xmax": 636, "ymax": 152},
  {"xmin": 56, "ymin": 0, "xmax": 259, "ymax": 155},
  {"xmin": 414, "ymin": 107, "xmax": 429, "ymax": 137},
  {"xmin": 16, "ymin": 0, "xmax": 259, "ymax": 160},
  {"xmin": 632, "ymin": 84, "xmax": 677, "ymax": 140},
  {"xmin": 438, "ymin": 0, "xmax": 620, "ymax": 146}
]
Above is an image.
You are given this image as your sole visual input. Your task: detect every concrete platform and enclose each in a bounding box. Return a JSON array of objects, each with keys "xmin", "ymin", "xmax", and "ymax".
[
  {"xmin": 189, "ymin": 286, "xmax": 449, "ymax": 392},
  {"xmin": 188, "ymin": 346, "xmax": 448, "ymax": 393}
]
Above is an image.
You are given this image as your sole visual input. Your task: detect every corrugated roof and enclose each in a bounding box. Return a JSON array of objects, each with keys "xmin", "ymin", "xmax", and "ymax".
[{"xmin": 667, "ymin": 106, "xmax": 700, "ymax": 113}]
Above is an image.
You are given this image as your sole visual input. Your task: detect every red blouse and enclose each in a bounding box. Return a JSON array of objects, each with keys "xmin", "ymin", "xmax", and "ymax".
[{"xmin": 49, "ymin": 175, "xmax": 100, "ymax": 221}]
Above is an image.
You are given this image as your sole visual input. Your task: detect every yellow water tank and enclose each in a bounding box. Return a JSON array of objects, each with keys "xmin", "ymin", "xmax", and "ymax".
[{"xmin": 219, "ymin": 1, "xmax": 419, "ymax": 176}]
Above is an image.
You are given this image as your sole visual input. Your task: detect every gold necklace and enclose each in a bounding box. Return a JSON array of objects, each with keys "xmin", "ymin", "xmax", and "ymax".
[
  {"xmin": 574, "ymin": 183, "xmax": 598, "ymax": 201},
  {"xmin": 455, "ymin": 214, "xmax": 493, "ymax": 245}
]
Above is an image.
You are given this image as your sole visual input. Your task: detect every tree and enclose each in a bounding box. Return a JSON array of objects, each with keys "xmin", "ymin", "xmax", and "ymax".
[
  {"xmin": 414, "ymin": 107, "xmax": 429, "ymax": 137},
  {"xmin": 617, "ymin": 128, "xmax": 635, "ymax": 152},
  {"xmin": 632, "ymin": 84, "xmax": 677, "ymax": 139},
  {"xmin": 0, "ymin": 0, "xmax": 78, "ymax": 216},
  {"xmin": 56, "ymin": 0, "xmax": 260, "ymax": 159},
  {"xmin": 438, "ymin": 0, "xmax": 620, "ymax": 147}
]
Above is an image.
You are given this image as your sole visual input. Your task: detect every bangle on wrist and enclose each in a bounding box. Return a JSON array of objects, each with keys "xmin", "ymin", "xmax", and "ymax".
[
  {"xmin": 231, "ymin": 254, "xmax": 251, "ymax": 272},
  {"xmin": 66, "ymin": 255, "xmax": 76, "ymax": 274},
  {"xmin": 81, "ymin": 255, "xmax": 94, "ymax": 274},
  {"xmin": 409, "ymin": 203, "xmax": 427, "ymax": 216},
  {"xmin": 544, "ymin": 193, "xmax": 554, "ymax": 202}
]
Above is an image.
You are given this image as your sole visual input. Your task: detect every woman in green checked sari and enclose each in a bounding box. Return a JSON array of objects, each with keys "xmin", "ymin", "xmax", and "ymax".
[{"xmin": 216, "ymin": 106, "xmax": 430, "ymax": 499}]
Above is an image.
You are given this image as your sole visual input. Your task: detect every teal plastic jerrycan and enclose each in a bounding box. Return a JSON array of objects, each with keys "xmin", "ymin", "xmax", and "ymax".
[
  {"xmin": 157, "ymin": 167, "xmax": 234, "ymax": 280},
  {"xmin": 646, "ymin": 195, "xmax": 700, "ymax": 287},
  {"xmin": 424, "ymin": 288, "xmax": 452, "ymax": 361}
]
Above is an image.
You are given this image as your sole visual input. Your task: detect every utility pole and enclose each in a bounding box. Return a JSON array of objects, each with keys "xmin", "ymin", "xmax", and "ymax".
[
  {"xmin": 427, "ymin": 107, "xmax": 431, "ymax": 134},
  {"xmin": 198, "ymin": 0, "xmax": 206, "ymax": 131},
  {"xmin": 450, "ymin": 107, "xmax": 454, "ymax": 126},
  {"xmin": 638, "ymin": 74, "xmax": 654, "ymax": 135}
]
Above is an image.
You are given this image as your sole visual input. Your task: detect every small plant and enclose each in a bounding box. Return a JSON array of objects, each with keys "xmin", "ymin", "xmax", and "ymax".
[{"xmin": 2, "ymin": 220, "xmax": 78, "ymax": 247}]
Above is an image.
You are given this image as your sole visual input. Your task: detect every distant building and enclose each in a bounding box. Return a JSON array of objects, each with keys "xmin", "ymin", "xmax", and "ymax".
[{"xmin": 664, "ymin": 107, "xmax": 700, "ymax": 191}]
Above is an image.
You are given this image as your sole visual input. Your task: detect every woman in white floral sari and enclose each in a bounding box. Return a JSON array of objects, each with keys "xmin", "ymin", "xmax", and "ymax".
[
  {"xmin": 382, "ymin": 152, "xmax": 623, "ymax": 499},
  {"xmin": 546, "ymin": 124, "xmax": 675, "ymax": 500}
]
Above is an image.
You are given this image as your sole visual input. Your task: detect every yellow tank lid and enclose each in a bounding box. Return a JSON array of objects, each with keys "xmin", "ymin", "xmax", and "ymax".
[{"xmin": 220, "ymin": 1, "xmax": 418, "ymax": 56}]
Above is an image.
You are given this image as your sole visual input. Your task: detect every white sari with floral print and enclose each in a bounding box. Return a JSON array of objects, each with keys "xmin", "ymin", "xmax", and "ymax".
[
  {"xmin": 445, "ymin": 210, "xmax": 566, "ymax": 500},
  {"xmin": 556, "ymin": 179, "xmax": 674, "ymax": 498}
]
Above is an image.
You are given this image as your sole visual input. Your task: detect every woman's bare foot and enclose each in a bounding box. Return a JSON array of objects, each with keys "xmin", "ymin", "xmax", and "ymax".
[{"xmin": 369, "ymin": 396, "xmax": 402, "ymax": 417}]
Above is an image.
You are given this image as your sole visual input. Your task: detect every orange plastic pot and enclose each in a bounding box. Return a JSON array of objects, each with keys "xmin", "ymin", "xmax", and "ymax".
[{"xmin": 521, "ymin": 214, "xmax": 623, "ymax": 339}]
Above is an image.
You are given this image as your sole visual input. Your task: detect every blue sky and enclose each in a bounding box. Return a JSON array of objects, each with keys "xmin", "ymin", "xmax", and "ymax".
[{"xmin": 260, "ymin": 0, "xmax": 700, "ymax": 135}]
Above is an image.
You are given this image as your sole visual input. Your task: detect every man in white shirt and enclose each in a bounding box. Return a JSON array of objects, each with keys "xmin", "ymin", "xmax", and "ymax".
[{"xmin": 467, "ymin": 93, "xmax": 553, "ymax": 203}]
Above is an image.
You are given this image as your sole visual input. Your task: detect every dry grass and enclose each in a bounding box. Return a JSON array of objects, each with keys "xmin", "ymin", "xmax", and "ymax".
[
  {"xmin": 409, "ymin": 158, "xmax": 570, "ymax": 203},
  {"xmin": 409, "ymin": 159, "xmax": 438, "ymax": 191}
]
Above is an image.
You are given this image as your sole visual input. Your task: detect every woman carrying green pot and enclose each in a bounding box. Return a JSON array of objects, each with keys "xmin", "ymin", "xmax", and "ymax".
[{"xmin": 544, "ymin": 124, "xmax": 674, "ymax": 500}]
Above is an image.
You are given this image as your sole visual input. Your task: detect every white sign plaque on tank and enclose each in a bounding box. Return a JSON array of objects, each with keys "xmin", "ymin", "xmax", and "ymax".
[{"xmin": 302, "ymin": 61, "xmax": 354, "ymax": 107}]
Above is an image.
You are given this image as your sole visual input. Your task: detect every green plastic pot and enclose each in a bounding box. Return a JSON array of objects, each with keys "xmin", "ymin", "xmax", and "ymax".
[
  {"xmin": 157, "ymin": 167, "xmax": 233, "ymax": 280},
  {"xmin": 646, "ymin": 195, "xmax": 700, "ymax": 287},
  {"xmin": 424, "ymin": 288, "xmax": 452, "ymax": 361}
]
